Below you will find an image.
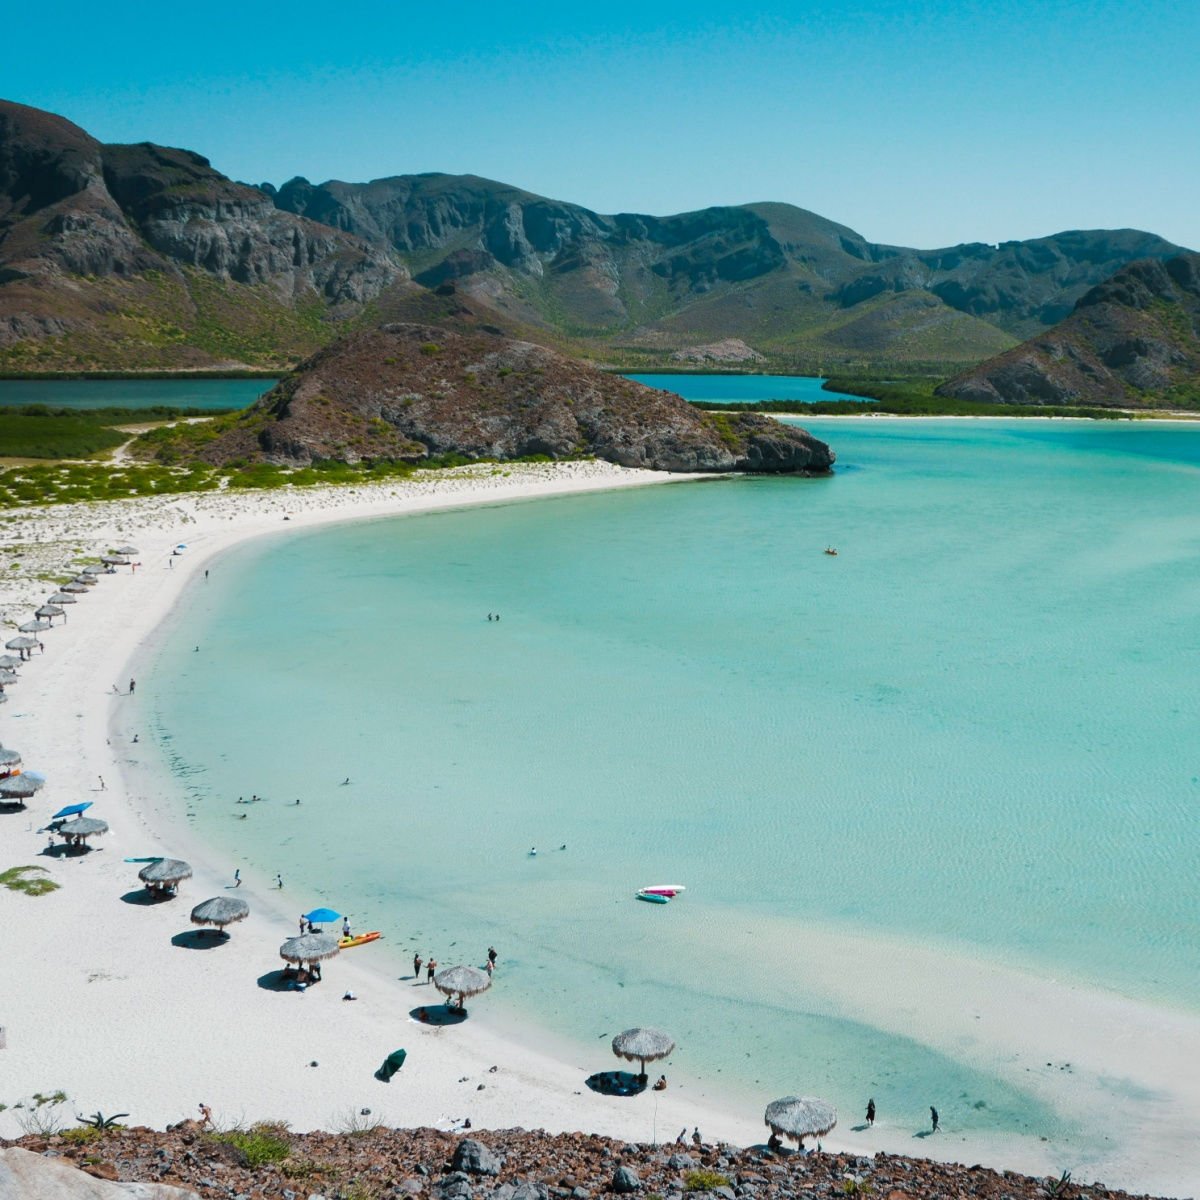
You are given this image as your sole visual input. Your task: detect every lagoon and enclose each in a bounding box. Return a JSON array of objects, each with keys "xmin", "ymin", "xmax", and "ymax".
[
  {"xmin": 0, "ymin": 377, "xmax": 275, "ymax": 410},
  {"xmin": 140, "ymin": 416, "xmax": 1200, "ymax": 1175}
]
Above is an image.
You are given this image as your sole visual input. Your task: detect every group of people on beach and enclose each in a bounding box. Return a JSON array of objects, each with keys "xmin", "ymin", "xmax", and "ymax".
[
  {"xmin": 862, "ymin": 1097, "xmax": 939, "ymax": 1133},
  {"xmin": 411, "ymin": 945, "xmax": 498, "ymax": 988}
]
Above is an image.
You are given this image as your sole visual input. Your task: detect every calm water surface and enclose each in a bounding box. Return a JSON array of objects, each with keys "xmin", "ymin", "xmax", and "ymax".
[
  {"xmin": 142, "ymin": 416, "xmax": 1200, "ymax": 1161},
  {"xmin": 623, "ymin": 373, "xmax": 864, "ymax": 403},
  {"xmin": 0, "ymin": 378, "xmax": 274, "ymax": 410}
]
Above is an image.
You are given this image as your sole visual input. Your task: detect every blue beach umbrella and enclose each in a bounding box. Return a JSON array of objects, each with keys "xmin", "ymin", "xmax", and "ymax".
[
  {"xmin": 303, "ymin": 907, "xmax": 341, "ymax": 924},
  {"xmin": 52, "ymin": 800, "xmax": 91, "ymax": 819}
]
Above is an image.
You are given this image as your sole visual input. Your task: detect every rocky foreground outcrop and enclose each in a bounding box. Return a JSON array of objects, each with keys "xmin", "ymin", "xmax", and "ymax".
[
  {"xmin": 187, "ymin": 321, "xmax": 834, "ymax": 474},
  {"xmin": 1, "ymin": 1125, "xmax": 1172, "ymax": 1200},
  {"xmin": 936, "ymin": 254, "xmax": 1200, "ymax": 407}
]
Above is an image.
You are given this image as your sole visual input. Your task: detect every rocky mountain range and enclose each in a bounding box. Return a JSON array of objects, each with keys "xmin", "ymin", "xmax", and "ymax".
[
  {"xmin": 937, "ymin": 253, "xmax": 1200, "ymax": 407},
  {"xmin": 145, "ymin": 312, "xmax": 834, "ymax": 473},
  {"xmin": 0, "ymin": 98, "xmax": 1191, "ymax": 373}
]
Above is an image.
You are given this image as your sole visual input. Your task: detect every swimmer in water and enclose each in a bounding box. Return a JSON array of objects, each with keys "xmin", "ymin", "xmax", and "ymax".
[{"xmin": 529, "ymin": 846, "xmax": 537, "ymax": 856}]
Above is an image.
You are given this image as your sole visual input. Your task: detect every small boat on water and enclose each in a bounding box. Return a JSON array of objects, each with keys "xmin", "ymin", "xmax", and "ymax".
[
  {"xmin": 824, "ymin": 547, "xmax": 838, "ymax": 556},
  {"xmin": 640, "ymin": 884, "xmax": 686, "ymax": 897},
  {"xmin": 339, "ymin": 930, "xmax": 383, "ymax": 948},
  {"xmin": 636, "ymin": 892, "xmax": 670, "ymax": 904}
]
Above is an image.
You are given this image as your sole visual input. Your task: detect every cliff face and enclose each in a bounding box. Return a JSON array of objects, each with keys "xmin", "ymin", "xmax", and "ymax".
[
  {"xmin": 269, "ymin": 172, "xmax": 1188, "ymax": 363},
  {"xmin": 936, "ymin": 254, "xmax": 1200, "ymax": 407},
  {"xmin": 189, "ymin": 319, "xmax": 834, "ymax": 474},
  {"xmin": 0, "ymin": 100, "xmax": 405, "ymax": 369}
]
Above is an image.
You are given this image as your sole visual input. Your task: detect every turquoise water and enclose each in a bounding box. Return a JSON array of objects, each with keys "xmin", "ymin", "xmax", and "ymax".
[
  {"xmin": 144, "ymin": 417, "xmax": 1200, "ymax": 1157},
  {"xmin": 623, "ymin": 373, "xmax": 865, "ymax": 404},
  {"xmin": 0, "ymin": 378, "xmax": 273, "ymax": 410}
]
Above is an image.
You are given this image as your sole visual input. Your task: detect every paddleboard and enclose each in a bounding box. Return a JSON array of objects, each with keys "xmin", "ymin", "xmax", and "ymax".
[
  {"xmin": 640, "ymin": 884, "xmax": 685, "ymax": 896},
  {"xmin": 636, "ymin": 892, "xmax": 670, "ymax": 904},
  {"xmin": 339, "ymin": 931, "xmax": 383, "ymax": 948}
]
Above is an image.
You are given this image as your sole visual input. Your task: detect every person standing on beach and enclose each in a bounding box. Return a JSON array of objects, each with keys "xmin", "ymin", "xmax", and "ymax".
[
  {"xmin": 129, "ymin": 678, "xmax": 136, "ymax": 695},
  {"xmin": 484, "ymin": 959, "xmax": 494, "ymax": 977},
  {"xmin": 413, "ymin": 953, "xmax": 423, "ymax": 980},
  {"xmin": 930, "ymin": 1106, "xmax": 939, "ymax": 1132},
  {"xmin": 276, "ymin": 874, "xmax": 283, "ymax": 889},
  {"xmin": 866, "ymin": 1098, "xmax": 875, "ymax": 1126},
  {"xmin": 342, "ymin": 917, "xmax": 352, "ymax": 939},
  {"xmin": 299, "ymin": 915, "xmax": 306, "ymax": 935},
  {"xmin": 233, "ymin": 869, "xmax": 241, "ymax": 888},
  {"xmin": 98, "ymin": 775, "xmax": 105, "ymax": 791},
  {"xmin": 427, "ymin": 957, "xmax": 437, "ymax": 983}
]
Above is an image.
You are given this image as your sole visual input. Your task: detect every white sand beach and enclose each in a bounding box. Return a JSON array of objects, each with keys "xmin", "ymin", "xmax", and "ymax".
[{"xmin": 0, "ymin": 461, "xmax": 1197, "ymax": 1196}]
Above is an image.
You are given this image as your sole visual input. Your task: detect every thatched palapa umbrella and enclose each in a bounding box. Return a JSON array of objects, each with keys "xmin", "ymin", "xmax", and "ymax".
[
  {"xmin": 0, "ymin": 655, "xmax": 22, "ymax": 669},
  {"xmin": 36, "ymin": 605, "xmax": 65, "ymax": 624},
  {"xmin": 0, "ymin": 669, "xmax": 18, "ymax": 686},
  {"xmin": 138, "ymin": 857, "xmax": 192, "ymax": 896},
  {"xmin": 19, "ymin": 620, "xmax": 50, "ymax": 634},
  {"xmin": 191, "ymin": 896, "xmax": 249, "ymax": 935},
  {"xmin": 61, "ymin": 582, "xmax": 88, "ymax": 594},
  {"xmin": 115, "ymin": 545, "xmax": 139, "ymax": 556},
  {"xmin": 80, "ymin": 564, "xmax": 103, "ymax": 576},
  {"xmin": 47, "ymin": 593, "xmax": 77, "ymax": 605},
  {"xmin": 101, "ymin": 555, "xmax": 129, "ymax": 566},
  {"xmin": 6, "ymin": 636, "xmax": 39, "ymax": 658},
  {"xmin": 0, "ymin": 746, "xmax": 22, "ymax": 766},
  {"xmin": 71, "ymin": 575, "xmax": 97, "ymax": 587},
  {"xmin": 764, "ymin": 1097, "xmax": 838, "ymax": 1149},
  {"xmin": 0, "ymin": 773, "xmax": 43, "ymax": 801},
  {"xmin": 279, "ymin": 933, "xmax": 339, "ymax": 980},
  {"xmin": 57, "ymin": 816, "xmax": 109, "ymax": 848},
  {"xmin": 611, "ymin": 1027, "xmax": 675, "ymax": 1078},
  {"xmin": 433, "ymin": 964, "xmax": 492, "ymax": 1010}
]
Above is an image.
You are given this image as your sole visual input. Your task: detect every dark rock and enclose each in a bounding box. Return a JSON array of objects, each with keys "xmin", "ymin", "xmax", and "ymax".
[
  {"xmin": 439, "ymin": 1171, "xmax": 474, "ymax": 1200},
  {"xmin": 453, "ymin": 1140, "xmax": 504, "ymax": 1176},
  {"xmin": 611, "ymin": 1166, "xmax": 641, "ymax": 1193},
  {"xmin": 511, "ymin": 1184, "xmax": 549, "ymax": 1200},
  {"xmin": 666, "ymin": 1155, "xmax": 696, "ymax": 1171}
]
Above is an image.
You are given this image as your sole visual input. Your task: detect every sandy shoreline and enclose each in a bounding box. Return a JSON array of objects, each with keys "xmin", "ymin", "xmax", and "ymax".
[{"xmin": 0, "ymin": 461, "xmax": 1195, "ymax": 1196}]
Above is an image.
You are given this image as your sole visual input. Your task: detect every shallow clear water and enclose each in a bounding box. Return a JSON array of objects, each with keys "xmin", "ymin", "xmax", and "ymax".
[
  {"xmin": 0, "ymin": 378, "xmax": 273, "ymax": 410},
  {"xmin": 144, "ymin": 417, "xmax": 1200, "ymax": 1156},
  {"xmin": 622, "ymin": 374, "xmax": 865, "ymax": 404}
]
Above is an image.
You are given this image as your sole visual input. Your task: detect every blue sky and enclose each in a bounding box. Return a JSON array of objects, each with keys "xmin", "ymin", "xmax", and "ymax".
[{"xmin": 6, "ymin": 0, "xmax": 1197, "ymax": 249}]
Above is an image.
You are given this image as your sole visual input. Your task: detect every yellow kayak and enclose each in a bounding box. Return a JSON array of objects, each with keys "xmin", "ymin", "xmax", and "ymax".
[{"xmin": 339, "ymin": 931, "xmax": 382, "ymax": 949}]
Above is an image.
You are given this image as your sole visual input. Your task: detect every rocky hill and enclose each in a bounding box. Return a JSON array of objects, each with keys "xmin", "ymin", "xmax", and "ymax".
[
  {"xmin": 1, "ymin": 99, "xmax": 1191, "ymax": 373},
  {"xmin": 157, "ymin": 315, "xmax": 833, "ymax": 473},
  {"xmin": 936, "ymin": 254, "xmax": 1200, "ymax": 408},
  {"xmin": 0, "ymin": 100, "xmax": 405, "ymax": 371},
  {"xmin": 268, "ymin": 172, "xmax": 1188, "ymax": 365},
  {"xmin": 0, "ymin": 1124, "xmax": 1170, "ymax": 1200}
]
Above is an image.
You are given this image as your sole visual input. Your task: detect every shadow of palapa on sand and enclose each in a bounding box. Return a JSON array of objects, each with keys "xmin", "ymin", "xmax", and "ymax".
[
  {"xmin": 409, "ymin": 1005, "xmax": 467, "ymax": 1026},
  {"xmin": 585, "ymin": 1071, "xmax": 647, "ymax": 1097},
  {"xmin": 120, "ymin": 888, "xmax": 170, "ymax": 906},
  {"xmin": 171, "ymin": 929, "xmax": 228, "ymax": 950}
]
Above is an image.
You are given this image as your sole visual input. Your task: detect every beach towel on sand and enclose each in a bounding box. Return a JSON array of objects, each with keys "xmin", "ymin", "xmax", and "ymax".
[{"xmin": 375, "ymin": 1048, "xmax": 407, "ymax": 1082}]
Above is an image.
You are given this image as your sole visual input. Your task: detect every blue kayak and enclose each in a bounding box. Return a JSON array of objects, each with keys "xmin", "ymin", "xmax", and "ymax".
[{"xmin": 636, "ymin": 891, "xmax": 670, "ymax": 904}]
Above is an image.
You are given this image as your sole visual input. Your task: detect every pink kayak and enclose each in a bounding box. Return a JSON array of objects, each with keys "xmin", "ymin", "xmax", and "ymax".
[{"xmin": 640, "ymin": 885, "xmax": 686, "ymax": 897}]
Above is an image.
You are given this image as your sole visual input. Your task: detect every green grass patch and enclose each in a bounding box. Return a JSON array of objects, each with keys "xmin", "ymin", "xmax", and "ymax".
[
  {"xmin": 684, "ymin": 1169, "xmax": 731, "ymax": 1192},
  {"xmin": 210, "ymin": 1124, "xmax": 291, "ymax": 1166},
  {"xmin": 60, "ymin": 1126, "xmax": 104, "ymax": 1145},
  {"xmin": 0, "ymin": 866, "xmax": 60, "ymax": 896}
]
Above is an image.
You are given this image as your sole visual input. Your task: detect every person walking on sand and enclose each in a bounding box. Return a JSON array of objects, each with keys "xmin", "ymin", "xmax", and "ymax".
[
  {"xmin": 233, "ymin": 869, "xmax": 241, "ymax": 888},
  {"xmin": 129, "ymin": 678, "xmax": 136, "ymax": 695},
  {"xmin": 866, "ymin": 1098, "xmax": 875, "ymax": 1126},
  {"xmin": 276, "ymin": 874, "xmax": 283, "ymax": 889},
  {"xmin": 98, "ymin": 775, "xmax": 105, "ymax": 791},
  {"xmin": 426, "ymin": 957, "xmax": 437, "ymax": 984},
  {"xmin": 413, "ymin": 953, "xmax": 423, "ymax": 980},
  {"xmin": 930, "ymin": 1106, "xmax": 939, "ymax": 1132}
]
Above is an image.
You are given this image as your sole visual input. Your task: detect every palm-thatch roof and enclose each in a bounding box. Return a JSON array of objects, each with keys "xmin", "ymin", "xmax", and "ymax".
[
  {"xmin": 71, "ymin": 575, "xmax": 98, "ymax": 587},
  {"xmin": 138, "ymin": 858, "xmax": 193, "ymax": 888},
  {"xmin": 5, "ymin": 637, "xmax": 38, "ymax": 650},
  {"xmin": 18, "ymin": 620, "xmax": 50, "ymax": 633},
  {"xmin": 764, "ymin": 1097, "xmax": 838, "ymax": 1145},
  {"xmin": 115, "ymin": 545, "xmax": 139, "ymax": 555},
  {"xmin": 47, "ymin": 593, "xmax": 77, "ymax": 605},
  {"xmin": 101, "ymin": 555, "xmax": 129, "ymax": 565},
  {"xmin": 433, "ymin": 964, "xmax": 492, "ymax": 1006},
  {"xmin": 36, "ymin": 605, "xmax": 64, "ymax": 619},
  {"xmin": 279, "ymin": 933, "xmax": 340, "ymax": 964},
  {"xmin": 80, "ymin": 564, "xmax": 103, "ymax": 576},
  {"xmin": 0, "ymin": 774, "xmax": 43, "ymax": 799},
  {"xmin": 58, "ymin": 816, "xmax": 109, "ymax": 840},
  {"xmin": 0, "ymin": 746, "xmax": 21, "ymax": 765},
  {"xmin": 0, "ymin": 656, "xmax": 22, "ymax": 669},
  {"xmin": 191, "ymin": 896, "xmax": 250, "ymax": 930},
  {"xmin": 611, "ymin": 1027, "xmax": 675, "ymax": 1070},
  {"xmin": 0, "ymin": 670, "xmax": 18, "ymax": 686},
  {"xmin": 60, "ymin": 582, "xmax": 88, "ymax": 594}
]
